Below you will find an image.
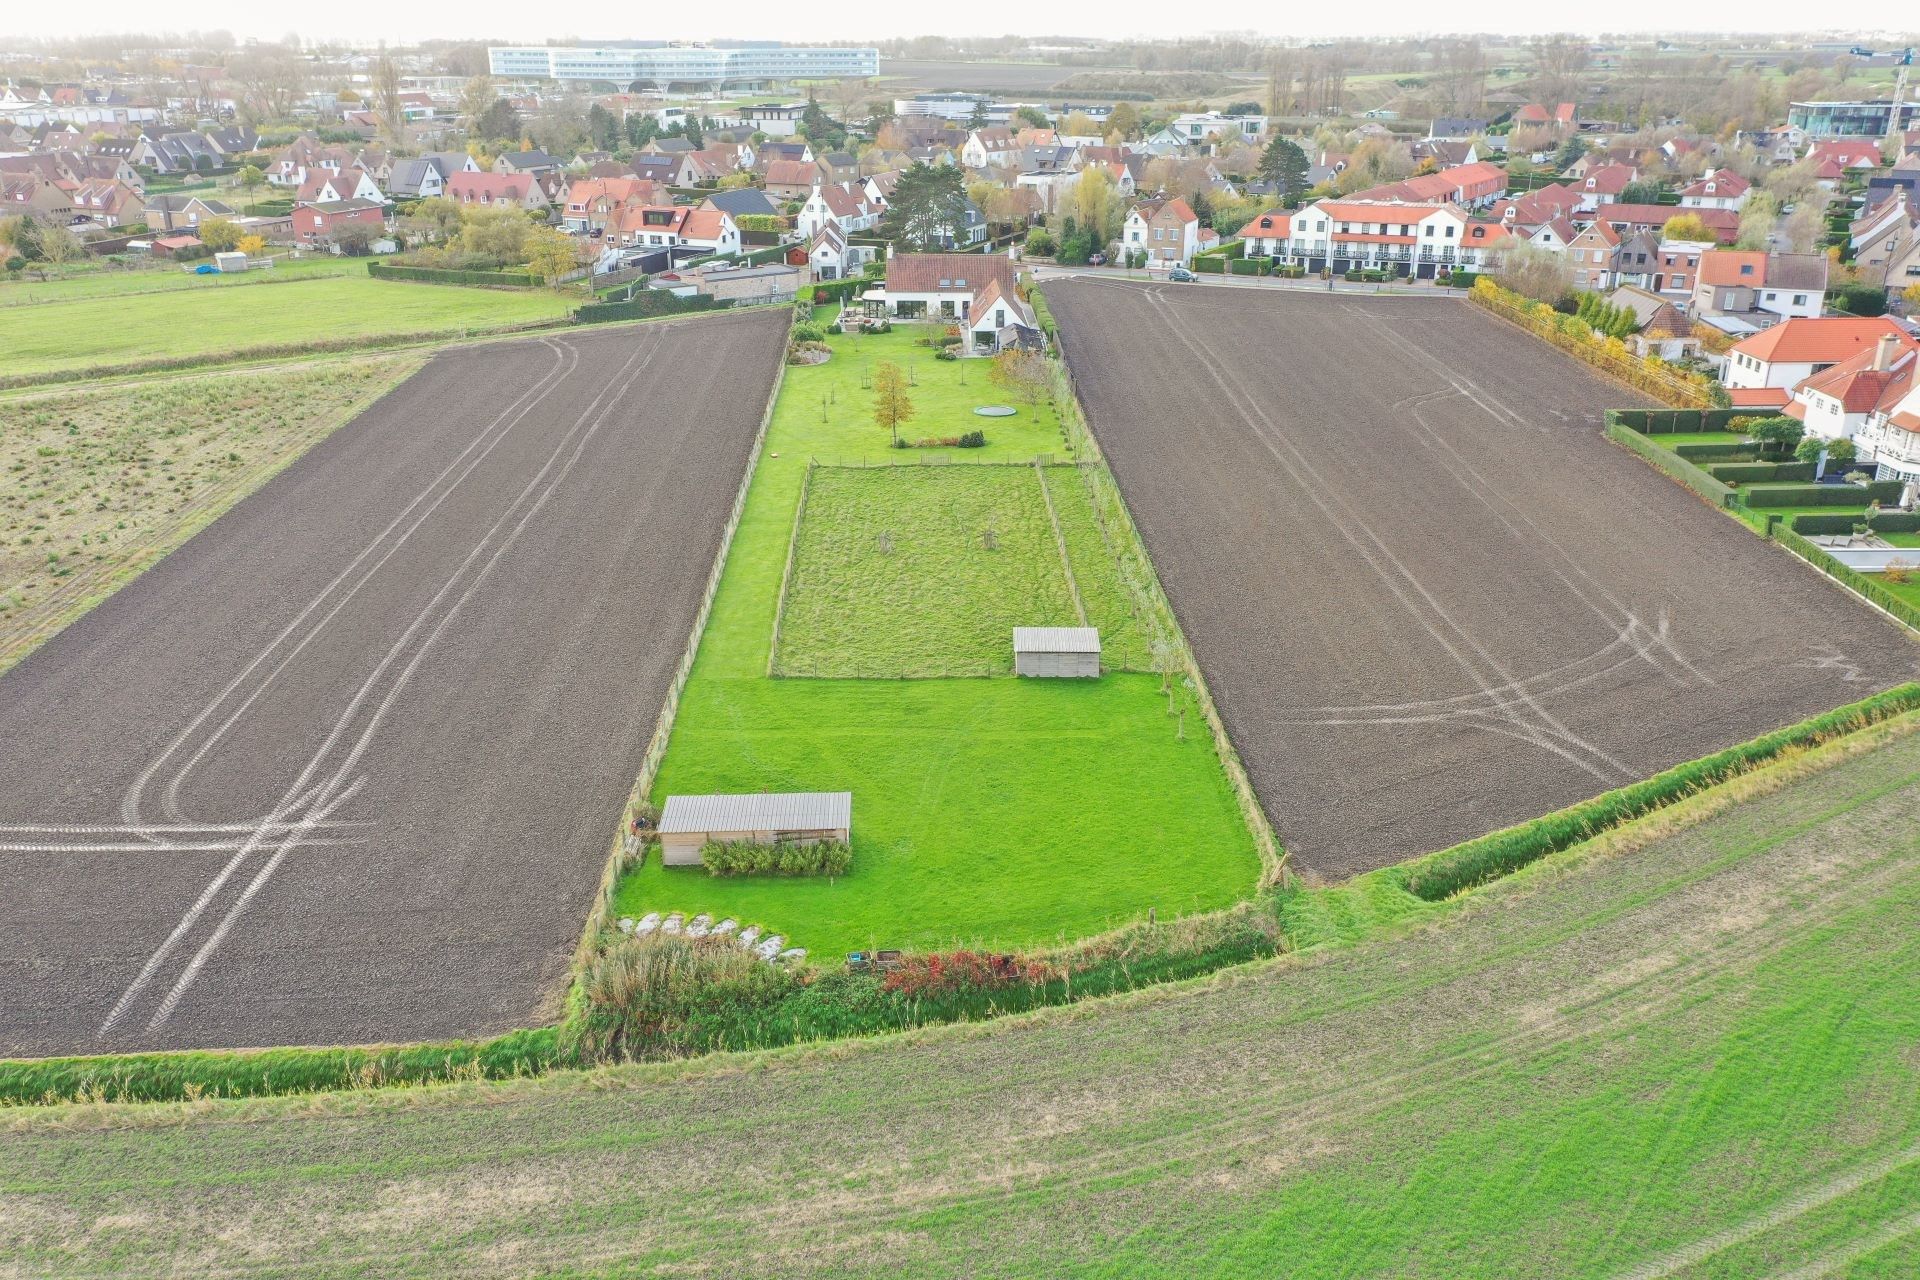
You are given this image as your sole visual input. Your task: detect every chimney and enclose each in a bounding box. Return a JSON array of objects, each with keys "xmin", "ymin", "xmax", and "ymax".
[{"xmin": 1874, "ymin": 333, "xmax": 1899, "ymax": 372}]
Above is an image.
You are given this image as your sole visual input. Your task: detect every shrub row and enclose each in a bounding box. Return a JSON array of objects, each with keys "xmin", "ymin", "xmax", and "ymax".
[
  {"xmin": 1228, "ymin": 257, "xmax": 1269, "ymax": 276},
  {"xmin": 1610, "ymin": 408, "xmax": 1752, "ymax": 433},
  {"xmin": 0, "ymin": 1027, "xmax": 559, "ymax": 1107},
  {"xmin": 1192, "ymin": 255, "xmax": 1227, "ymax": 273},
  {"xmin": 574, "ymin": 292, "xmax": 722, "ymax": 323},
  {"xmin": 570, "ymin": 902, "xmax": 1280, "ymax": 1063},
  {"xmin": 1402, "ymin": 682, "xmax": 1920, "ymax": 901},
  {"xmin": 1604, "ymin": 414, "xmax": 1733, "ymax": 504},
  {"xmin": 799, "ymin": 276, "xmax": 868, "ymax": 305},
  {"xmin": 1274, "ymin": 263, "xmax": 1308, "ymax": 279},
  {"xmin": 368, "ymin": 261, "xmax": 541, "ymax": 288},
  {"xmin": 1776, "ymin": 529, "xmax": 1920, "ymax": 630},
  {"xmin": 1705, "ymin": 460, "xmax": 1814, "ymax": 484},
  {"xmin": 1673, "ymin": 442, "xmax": 1759, "ymax": 462},
  {"xmin": 1791, "ymin": 510, "xmax": 1920, "ymax": 536},
  {"xmin": 1475, "ymin": 281, "xmax": 1723, "ymax": 408},
  {"xmin": 1029, "ymin": 287, "xmax": 1057, "ymax": 337},
  {"xmin": 701, "ymin": 838, "xmax": 851, "ymax": 877},
  {"xmin": 1741, "ymin": 480, "xmax": 1903, "ymax": 509}
]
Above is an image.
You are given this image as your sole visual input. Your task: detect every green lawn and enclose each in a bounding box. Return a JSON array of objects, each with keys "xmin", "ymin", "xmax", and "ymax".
[
  {"xmin": 776, "ymin": 463, "xmax": 1113, "ymax": 678},
  {"xmin": 611, "ymin": 326, "xmax": 1258, "ymax": 959},
  {"xmin": 13, "ymin": 714, "xmax": 1920, "ymax": 1277},
  {"xmin": 0, "ymin": 256, "xmax": 364, "ymax": 308},
  {"xmin": 0, "ymin": 274, "xmax": 575, "ymax": 375}
]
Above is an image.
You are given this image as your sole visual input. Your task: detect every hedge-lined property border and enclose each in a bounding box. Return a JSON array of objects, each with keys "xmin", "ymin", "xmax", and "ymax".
[
  {"xmin": 1775, "ymin": 527, "xmax": 1920, "ymax": 632},
  {"xmin": 367, "ymin": 262, "xmax": 543, "ymax": 288},
  {"xmin": 1400, "ymin": 682, "xmax": 1920, "ymax": 901},
  {"xmin": 1604, "ymin": 412, "xmax": 1735, "ymax": 504}
]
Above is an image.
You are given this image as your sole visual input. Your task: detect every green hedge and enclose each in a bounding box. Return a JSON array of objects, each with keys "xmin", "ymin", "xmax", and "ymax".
[
  {"xmin": 1613, "ymin": 408, "xmax": 1751, "ymax": 434},
  {"xmin": 1401, "ymin": 682, "xmax": 1920, "ymax": 901},
  {"xmin": 1605, "ymin": 414, "xmax": 1734, "ymax": 504},
  {"xmin": 1030, "ymin": 288, "xmax": 1056, "ymax": 337},
  {"xmin": 1776, "ymin": 528, "xmax": 1920, "ymax": 630},
  {"xmin": 1193, "ymin": 256, "xmax": 1227, "ymax": 274},
  {"xmin": 0, "ymin": 1028, "xmax": 560, "ymax": 1107},
  {"xmin": 800, "ymin": 276, "xmax": 868, "ymax": 305},
  {"xmin": 701, "ymin": 839, "xmax": 851, "ymax": 877},
  {"xmin": 1228, "ymin": 257, "xmax": 1269, "ymax": 276},
  {"xmin": 368, "ymin": 262, "xmax": 541, "ymax": 287},
  {"xmin": 1706, "ymin": 460, "xmax": 1814, "ymax": 484},
  {"xmin": 1674, "ymin": 442, "xmax": 1760, "ymax": 463},
  {"xmin": 1790, "ymin": 510, "xmax": 1920, "ymax": 535},
  {"xmin": 1440, "ymin": 270, "xmax": 1479, "ymax": 289},
  {"xmin": 575, "ymin": 292, "xmax": 722, "ymax": 323},
  {"xmin": 1742, "ymin": 481, "xmax": 1903, "ymax": 509}
]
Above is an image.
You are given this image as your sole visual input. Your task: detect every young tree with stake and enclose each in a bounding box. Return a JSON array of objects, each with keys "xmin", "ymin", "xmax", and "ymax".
[{"xmin": 872, "ymin": 359, "xmax": 915, "ymax": 446}]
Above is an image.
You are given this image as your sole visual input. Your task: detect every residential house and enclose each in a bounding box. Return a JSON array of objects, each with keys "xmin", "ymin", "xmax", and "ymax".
[
  {"xmin": 964, "ymin": 276, "xmax": 1041, "ymax": 353},
  {"xmin": 1428, "ymin": 116, "xmax": 1491, "ymax": 140},
  {"xmin": 0, "ymin": 174, "xmax": 72, "ymax": 221},
  {"xmin": 1854, "ymin": 347, "xmax": 1920, "ymax": 483},
  {"xmin": 1611, "ymin": 230, "xmax": 1663, "ymax": 289},
  {"xmin": 1722, "ymin": 316, "xmax": 1916, "ymax": 410},
  {"xmin": 1808, "ymin": 140, "xmax": 1883, "ymax": 171},
  {"xmin": 796, "ymin": 181, "xmax": 882, "ymax": 238},
  {"xmin": 1124, "ymin": 196, "xmax": 1202, "ymax": 268},
  {"xmin": 1608, "ymin": 285, "xmax": 1699, "ymax": 361},
  {"xmin": 1527, "ymin": 215, "xmax": 1580, "ymax": 254},
  {"xmin": 960, "ymin": 127, "xmax": 1018, "ymax": 169},
  {"xmin": 444, "ymin": 171, "xmax": 548, "ymax": 211},
  {"xmin": 1351, "ymin": 161, "xmax": 1508, "ymax": 210},
  {"xmin": 387, "ymin": 157, "xmax": 447, "ymax": 200},
  {"xmin": 603, "ymin": 204, "xmax": 739, "ymax": 258},
  {"xmin": 1280, "ymin": 199, "xmax": 1495, "ymax": 277},
  {"xmin": 493, "ymin": 149, "xmax": 561, "ymax": 178},
  {"xmin": 701, "ymin": 185, "xmax": 781, "ymax": 221},
  {"xmin": 627, "ymin": 154, "xmax": 687, "ymax": 187},
  {"xmin": 1567, "ymin": 219, "xmax": 1623, "ymax": 290},
  {"xmin": 1236, "ymin": 209, "xmax": 1291, "ymax": 258},
  {"xmin": 1513, "ymin": 102, "xmax": 1577, "ymax": 130},
  {"xmin": 881, "ymin": 251, "xmax": 1019, "ymax": 320},
  {"xmin": 1599, "ymin": 204, "xmax": 1740, "ymax": 244},
  {"xmin": 1850, "ymin": 192, "xmax": 1918, "ymax": 285},
  {"xmin": 764, "ymin": 158, "xmax": 825, "ymax": 202},
  {"xmin": 295, "ymin": 198, "xmax": 385, "ymax": 248},
  {"xmin": 756, "ymin": 141, "xmax": 815, "ymax": 169},
  {"xmin": 561, "ymin": 176, "xmax": 668, "ymax": 234},
  {"xmin": 67, "ymin": 179, "xmax": 144, "ymax": 228},
  {"xmin": 1573, "ymin": 163, "xmax": 1639, "ymax": 212},
  {"xmin": 1168, "ymin": 112, "xmax": 1265, "ymax": 146},
  {"xmin": 1690, "ymin": 250, "xmax": 1828, "ymax": 323},
  {"xmin": 1677, "ymin": 169, "xmax": 1751, "ymax": 210},
  {"xmin": 144, "ymin": 192, "xmax": 237, "ymax": 232},
  {"xmin": 1412, "ymin": 138, "xmax": 1481, "ymax": 167},
  {"xmin": 652, "ymin": 261, "xmax": 799, "ymax": 303},
  {"xmin": 1791, "ymin": 331, "xmax": 1920, "ymax": 448},
  {"xmin": 804, "ymin": 222, "xmax": 868, "ymax": 280},
  {"xmin": 1651, "ymin": 240, "xmax": 1711, "ymax": 299},
  {"xmin": 294, "ymin": 166, "xmax": 384, "ymax": 206}
]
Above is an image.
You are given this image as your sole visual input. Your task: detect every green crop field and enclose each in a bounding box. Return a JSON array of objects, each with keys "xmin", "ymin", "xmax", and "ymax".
[
  {"xmin": 12, "ymin": 716, "xmax": 1920, "ymax": 1276},
  {"xmin": 0, "ymin": 274, "xmax": 575, "ymax": 375},
  {"xmin": 611, "ymin": 325, "xmax": 1256, "ymax": 958},
  {"xmin": 775, "ymin": 463, "xmax": 1148, "ymax": 677},
  {"xmin": 0, "ymin": 354, "xmax": 421, "ymax": 672}
]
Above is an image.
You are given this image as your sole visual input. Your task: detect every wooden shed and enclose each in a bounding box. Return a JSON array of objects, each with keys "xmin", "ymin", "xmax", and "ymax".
[
  {"xmin": 1013, "ymin": 627, "xmax": 1101, "ymax": 678},
  {"xmin": 656, "ymin": 791, "xmax": 853, "ymax": 866}
]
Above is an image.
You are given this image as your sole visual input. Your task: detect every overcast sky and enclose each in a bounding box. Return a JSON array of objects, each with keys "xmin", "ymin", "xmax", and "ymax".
[{"xmin": 3, "ymin": 6, "xmax": 1901, "ymax": 47}]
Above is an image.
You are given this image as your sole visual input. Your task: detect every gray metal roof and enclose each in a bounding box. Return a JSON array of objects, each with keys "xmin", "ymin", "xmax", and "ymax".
[
  {"xmin": 1013, "ymin": 626, "xmax": 1101, "ymax": 653},
  {"xmin": 658, "ymin": 791, "xmax": 852, "ymax": 833}
]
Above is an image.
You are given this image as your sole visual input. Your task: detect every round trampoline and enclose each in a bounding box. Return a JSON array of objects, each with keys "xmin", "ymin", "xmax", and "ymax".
[{"xmin": 974, "ymin": 405, "xmax": 1017, "ymax": 417}]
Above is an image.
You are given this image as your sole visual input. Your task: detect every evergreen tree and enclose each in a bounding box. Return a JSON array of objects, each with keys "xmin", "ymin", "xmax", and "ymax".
[
  {"xmin": 1257, "ymin": 136, "xmax": 1311, "ymax": 207},
  {"xmin": 968, "ymin": 98, "xmax": 989, "ymax": 130},
  {"xmin": 475, "ymin": 98, "xmax": 521, "ymax": 146},
  {"xmin": 878, "ymin": 162, "xmax": 969, "ymax": 251}
]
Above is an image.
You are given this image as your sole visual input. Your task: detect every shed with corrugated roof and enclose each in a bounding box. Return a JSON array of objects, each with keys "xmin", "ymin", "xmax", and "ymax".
[
  {"xmin": 1013, "ymin": 627, "xmax": 1101, "ymax": 678},
  {"xmin": 656, "ymin": 791, "xmax": 852, "ymax": 866}
]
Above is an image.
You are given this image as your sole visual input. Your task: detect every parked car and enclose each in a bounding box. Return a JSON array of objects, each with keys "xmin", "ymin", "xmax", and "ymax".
[
  {"xmin": 1168, "ymin": 266, "xmax": 1196, "ymax": 282},
  {"xmin": 1087, "ymin": 251, "xmax": 1107, "ymax": 266}
]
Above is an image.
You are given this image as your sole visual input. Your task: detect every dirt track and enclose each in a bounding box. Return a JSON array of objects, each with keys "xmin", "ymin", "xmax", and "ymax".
[
  {"xmin": 1048, "ymin": 280, "xmax": 1920, "ymax": 876},
  {"xmin": 0, "ymin": 310, "xmax": 789, "ymax": 1055}
]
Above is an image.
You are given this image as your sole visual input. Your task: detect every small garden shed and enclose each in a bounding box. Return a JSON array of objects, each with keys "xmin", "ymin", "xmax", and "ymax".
[
  {"xmin": 657, "ymin": 791, "xmax": 853, "ymax": 866},
  {"xmin": 1013, "ymin": 627, "xmax": 1101, "ymax": 678}
]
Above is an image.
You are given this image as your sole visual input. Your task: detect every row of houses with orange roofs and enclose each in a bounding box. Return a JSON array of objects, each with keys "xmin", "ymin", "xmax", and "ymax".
[{"xmin": 1721, "ymin": 317, "xmax": 1920, "ymax": 483}]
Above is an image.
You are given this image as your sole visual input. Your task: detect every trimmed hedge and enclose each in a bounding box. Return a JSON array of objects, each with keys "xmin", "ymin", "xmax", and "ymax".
[
  {"xmin": 1604, "ymin": 414, "xmax": 1733, "ymax": 504},
  {"xmin": 1674, "ymin": 442, "xmax": 1760, "ymax": 463},
  {"xmin": 1030, "ymin": 288, "xmax": 1056, "ymax": 337},
  {"xmin": 1604, "ymin": 408, "xmax": 1752, "ymax": 434},
  {"xmin": 701, "ymin": 838, "xmax": 852, "ymax": 878},
  {"xmin": 575, "ymin": 292, "xmax": 722, "ymax": 323},
  {"xmin": 1402, "ymin": 682, "xmax": 1920, "ymax": 901},
  {"xmin": 1776, "ymin": 528, "xmax": 1920, "ymax": 630},
  {"xmin": 1741, "ymin": 481, "xmax": 1903, "ymax": 509},
  {"xmin": 800, "ymin": 276, "xmax": 868, "ymax": 305},
  {"xmin": 1706, "ymin": 460, "xmax": 1814, "ymax": 483},
  {"xmin": 1193, "ymin": 255, "xmax": 1227, "ymax": 274},
  {"xmin": 1228, "ymin": 257, "xmax": 1269, "ymax": 276},
  {"xmin": 1792, "ymin": 510, "xmax": 1920, "ymax": 536},
  {"xmin": 368, "ymin": 261, "xmax": 542, "ymax": 288}
]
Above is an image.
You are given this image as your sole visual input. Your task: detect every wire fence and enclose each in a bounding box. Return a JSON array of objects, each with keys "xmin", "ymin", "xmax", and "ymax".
[{"xmin": 766, "ymin": 458, "xmax": 816, "ymax": 676}]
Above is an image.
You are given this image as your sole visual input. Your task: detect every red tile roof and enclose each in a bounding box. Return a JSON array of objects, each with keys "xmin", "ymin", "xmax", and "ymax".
[{"xmin": 1732, "ymin": 316, "xmax": 1911, "ymax": 365}]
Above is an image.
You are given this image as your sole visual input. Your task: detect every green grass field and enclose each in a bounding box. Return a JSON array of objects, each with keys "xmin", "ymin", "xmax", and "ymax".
[
  {"xmin": 0, "ymin": 274, "xmax": 575, "ymax": 375},
  {"xmin": 776, "ymin": 463, "xmax": 1127, "ymax": 677},
  {"xmin": 0, "ymin": 256, "xmax": 364, "ymax": 308},
  {"xmin": 610, "ymin": 325, "xmax": 1256, "ymax": 958},
  {"xmin": 12, "ymin": 715, "xmax": 1920, "ymax": 1276}
]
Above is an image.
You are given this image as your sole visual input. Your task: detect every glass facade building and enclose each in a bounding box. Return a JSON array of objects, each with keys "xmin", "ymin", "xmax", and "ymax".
[
  {"xmin": 487, "ymin": 45, "xmax": 879, "ymax": 88},
  {"xmin": 1786, "ymin": 100, "xmax": 1919, "ymax": 137}
]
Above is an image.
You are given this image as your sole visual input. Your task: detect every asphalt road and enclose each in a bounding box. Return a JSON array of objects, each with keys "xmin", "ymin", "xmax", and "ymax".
[
  {"xmin": 0, "ymin": 310, "xmax": 789, "ymax": 1055},
  {"xmin": 1048, "ymin": 279, "xmax": 1920, "ymax": 877}
]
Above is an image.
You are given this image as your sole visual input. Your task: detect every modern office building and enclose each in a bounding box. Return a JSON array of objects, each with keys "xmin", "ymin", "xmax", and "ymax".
[
  {"xmin": 1787, "ymin": 99, "xmax": 1919, "ymax": 138},
  {"xmin": 488, "ymin": 44, "xmax": 878, "ymax": 90}
]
